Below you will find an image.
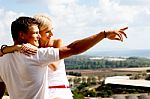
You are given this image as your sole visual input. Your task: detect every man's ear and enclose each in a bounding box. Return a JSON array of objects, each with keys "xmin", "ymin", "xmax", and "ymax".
[
  {"xmin": 18, "ymin": 32, "xmax": 25, "ymax": 40},
  {"xmin": 17, "ymin": 32, "xmax": 26, "ymax": 44}
]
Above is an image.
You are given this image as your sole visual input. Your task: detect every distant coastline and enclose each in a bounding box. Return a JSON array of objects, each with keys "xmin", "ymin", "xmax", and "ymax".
[{"xmin": 86, "ymin": 49, "xmax": 150, "ymax": 57}]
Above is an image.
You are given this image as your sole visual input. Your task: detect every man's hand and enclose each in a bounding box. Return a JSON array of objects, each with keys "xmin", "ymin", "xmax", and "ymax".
[{"xmin": 105, "ymin": 27, "xmax": 128, "ymax": 42}]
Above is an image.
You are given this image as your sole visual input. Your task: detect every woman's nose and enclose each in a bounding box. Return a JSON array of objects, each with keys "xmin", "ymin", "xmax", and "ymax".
[{"xmin": 48, "ymin": 31, "xmax": 53, "ymax": 37}]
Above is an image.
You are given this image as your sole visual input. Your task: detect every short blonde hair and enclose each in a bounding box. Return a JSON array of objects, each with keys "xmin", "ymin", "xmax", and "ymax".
[{"xmin": 33, "ymin": 14, "xmax": 53, "ymax": 31}]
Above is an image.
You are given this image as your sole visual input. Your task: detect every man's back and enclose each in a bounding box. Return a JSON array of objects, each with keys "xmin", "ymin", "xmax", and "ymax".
[{"xmin": 0, "ymin": 48, "xmax": 59, "ymax": 99}]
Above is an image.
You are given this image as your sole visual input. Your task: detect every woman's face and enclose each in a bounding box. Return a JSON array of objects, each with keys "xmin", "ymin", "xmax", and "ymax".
[{"xmin": 39, "ymin": 26, "xmax": 53, "ymax": 47}]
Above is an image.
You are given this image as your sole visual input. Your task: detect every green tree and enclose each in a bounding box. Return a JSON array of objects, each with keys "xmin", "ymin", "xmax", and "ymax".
[{"xmin": 73, "ymin": 91, "xmax": 84, "ymax": 99}]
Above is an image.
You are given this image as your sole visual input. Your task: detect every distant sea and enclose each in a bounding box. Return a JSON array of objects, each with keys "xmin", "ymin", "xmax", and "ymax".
[{"xmin": 86, "ymin": 49, "xmax": 150, "ymax": 57}]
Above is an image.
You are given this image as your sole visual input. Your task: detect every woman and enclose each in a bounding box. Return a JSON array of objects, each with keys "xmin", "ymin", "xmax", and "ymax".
[{"xmin": 34, "ymin": 14, "xmax": 73, "ymax": 99}]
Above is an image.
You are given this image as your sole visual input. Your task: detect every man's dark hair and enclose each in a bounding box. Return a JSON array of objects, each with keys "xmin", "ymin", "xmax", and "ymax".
[{"xmin": 11, "ymin": 16, "xmax": 39, "ymax": 43}]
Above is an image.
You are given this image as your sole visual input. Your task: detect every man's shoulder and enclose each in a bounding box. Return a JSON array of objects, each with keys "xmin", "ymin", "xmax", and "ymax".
[
  {"xmin": 0, "ymin": 54, "xmax": 13, "ymax": 64},
  {"xmin": 38, "ymin": 47, "xmax": 57, "ymax": 50},
  {"xmin": 38, "ymin": 47, "xmax": 53, "ymax": 51},
  {"xmin": 36, "ymin": 47, "xmax": 60, "ymax": 64},
  {"xmin": 38, "ymin": 47, "xmax": 59, "ymax": 54},
  {"xmin": 0, "ymin": 53, "xmax": 11, "ymax": 59}
]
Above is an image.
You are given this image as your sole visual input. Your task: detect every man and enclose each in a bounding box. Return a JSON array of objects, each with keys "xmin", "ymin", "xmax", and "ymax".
[{"xmin": 0, "ymin": 16, "xmax": 127, "ymax": 99}]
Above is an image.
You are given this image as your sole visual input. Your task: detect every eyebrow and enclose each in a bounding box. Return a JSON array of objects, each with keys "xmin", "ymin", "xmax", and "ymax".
[{"xmin": 46, "ymin": 30, "xmax": 51, "ymax": 33}]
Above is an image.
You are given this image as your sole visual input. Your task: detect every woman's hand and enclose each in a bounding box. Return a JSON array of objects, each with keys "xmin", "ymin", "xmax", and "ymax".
[
  {"xmin": 105, "ymin": 27, "xmax": 128, "ymax": 42},
  {"xmin": 20, "ymin": 43, "xmax": 38, "ymax": 56}
]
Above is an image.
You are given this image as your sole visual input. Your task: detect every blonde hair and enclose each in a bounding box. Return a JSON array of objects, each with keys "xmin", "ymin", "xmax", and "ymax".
[{"xmin": 33, "ymin": 14, "xmax": 53, "ymax": 31}]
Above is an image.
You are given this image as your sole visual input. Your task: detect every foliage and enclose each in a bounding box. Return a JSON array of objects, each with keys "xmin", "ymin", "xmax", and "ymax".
[
  {"xmin": 73, "ymin": 81, "xmax": 150, "ymax": 98},
  {"xmin": 65, "ymin": 55, "xmax": 150, "ymax": 69},
  {"xmin": 66, "ymin": 71, "xmax": 81, "ymax": 76},
  {"xmin": 72, "ymin": 90, "xmax": 84, "ymax": 99}
]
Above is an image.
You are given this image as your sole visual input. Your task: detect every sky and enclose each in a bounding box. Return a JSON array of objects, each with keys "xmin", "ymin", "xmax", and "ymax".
[{"xmin": 0, "ymin": 0, "xmax": 150, "ymax": 52}]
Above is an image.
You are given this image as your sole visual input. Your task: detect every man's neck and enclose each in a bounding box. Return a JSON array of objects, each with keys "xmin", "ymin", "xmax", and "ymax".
[{"xmin": 14, "ymin": 41, "xmax": 18, "ymax": 45}]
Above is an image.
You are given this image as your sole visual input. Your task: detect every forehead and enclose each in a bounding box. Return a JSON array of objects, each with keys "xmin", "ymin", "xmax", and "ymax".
[
  {"xmin": 45, "ymin": 26, "xmax": 53, "ymax": 31},
  {"xmin": 28, "ymin": 25, "xmax": 39, "ymax": 33},
  {"xmin": 40, "ymin": 26, "xmax": 53, "ymax": 33},
  {"xmin": 39, "ymin": 20, "xmax": 53, "ymax": 31}
]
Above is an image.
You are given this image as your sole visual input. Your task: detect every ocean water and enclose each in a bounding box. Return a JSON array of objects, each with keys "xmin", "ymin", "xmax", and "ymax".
[{"xmin": 86, "ymin": 49, "xmax": 150, "ymax": 57}]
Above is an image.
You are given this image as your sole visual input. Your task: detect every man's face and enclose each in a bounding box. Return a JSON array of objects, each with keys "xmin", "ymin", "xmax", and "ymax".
[{"xmin": 23, "ymin": 25, "xmax": 41, "ymax": 47}]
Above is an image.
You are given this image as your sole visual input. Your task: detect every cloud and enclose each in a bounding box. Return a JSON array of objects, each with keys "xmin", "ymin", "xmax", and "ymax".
[
  {"xmin": 0, "ymin": 0, "xmax": 150, "ymax": 50},
  {"xmin": 113, "ymin": 0, "xmax": 150, "ymax": 6},
  {"xmin": 0, "ymin": 8, "xmax": 25, "ymax": 46},
  {"xmin": 45, "ymin": 0, "xmax": 150, "ymax": 49},
  {"xmin": 47, "ymin": 0, "xmax": 149, "ymax": 30}
]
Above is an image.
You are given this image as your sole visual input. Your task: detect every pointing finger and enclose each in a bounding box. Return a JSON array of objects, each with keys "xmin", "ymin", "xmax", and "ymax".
[{"xmin": 120, "ymin": 27, "xmax": 128, "ymax": 31}]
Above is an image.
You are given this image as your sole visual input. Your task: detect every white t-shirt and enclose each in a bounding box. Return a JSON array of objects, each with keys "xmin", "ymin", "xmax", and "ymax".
[{"xmin": 0, "ymin": 47, "xmax": 59, "ymax": 99}]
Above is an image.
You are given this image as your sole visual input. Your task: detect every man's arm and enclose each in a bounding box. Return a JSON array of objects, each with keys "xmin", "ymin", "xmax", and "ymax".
[{"xmin": 59, "ymin": 27, "xmax": 128, "ymax": 59}]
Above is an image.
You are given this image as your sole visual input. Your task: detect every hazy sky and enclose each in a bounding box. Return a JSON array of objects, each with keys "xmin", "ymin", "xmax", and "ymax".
[{"xmin": 0, "ymin": 0, "xmax": 150, "ymax": 52}]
